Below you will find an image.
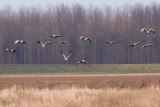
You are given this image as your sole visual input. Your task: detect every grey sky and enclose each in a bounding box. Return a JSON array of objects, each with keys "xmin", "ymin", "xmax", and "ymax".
[{"xmin": 0, "ymin": 0, "xmax": 159, "ymax": 9}]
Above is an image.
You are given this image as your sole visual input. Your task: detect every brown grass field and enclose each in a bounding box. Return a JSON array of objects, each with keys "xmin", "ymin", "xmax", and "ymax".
[{"xmin": 0, "ymin": 74, "xmax": 160, "ymax": 107}]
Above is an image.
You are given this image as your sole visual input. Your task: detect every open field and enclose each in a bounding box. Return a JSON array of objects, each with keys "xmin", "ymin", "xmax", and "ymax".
[
  {"xmin": 0, "ymin": 64, "xmax": 160, "ymax": 74},
  {"xmin": 1, "ymin": 65, "xmax": 160, "ymax": 106},
  {"xmin": 0, "ymin": 74, "xmax": 160, "ymax": 89},
  {"xmin": 0, "ymin": 86, "xmax": 160, "ymax": 107},
  {"xmin": 0, "ymin": 64, "xmax": 160, "ymax": 89},
  {"xmin": 0, "ymin": 73, "xmax": 160, "ymax": 106}
]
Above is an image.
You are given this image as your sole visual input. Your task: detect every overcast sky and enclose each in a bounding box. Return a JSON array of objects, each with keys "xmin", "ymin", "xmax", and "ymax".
[{"xmin": 0, "ymin": 0, "xmax": 159, "ymax": 9}]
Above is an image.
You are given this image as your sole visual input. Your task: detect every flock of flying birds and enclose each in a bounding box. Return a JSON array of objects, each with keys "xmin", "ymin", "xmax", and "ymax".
[{"xmin": 5, "ymin": 28, "xmax": 156, "ymax": 65}]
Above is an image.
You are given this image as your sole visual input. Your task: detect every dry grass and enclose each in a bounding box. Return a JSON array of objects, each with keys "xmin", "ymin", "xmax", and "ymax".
[{"xmin": 0, "ymin": 86, "xmax": 160, "ymax": 107}]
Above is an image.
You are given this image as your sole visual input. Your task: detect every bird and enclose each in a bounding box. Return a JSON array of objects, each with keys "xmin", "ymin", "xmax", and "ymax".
[
  {"xmin": 5, "ymin": 48, "xmax": 11, "ymax": 52},
  {"xmin": 10, "ymin": 49, "xmax": 16, "ymax": 53},
  {"xmin": 140, "ymin": 28, "xmax": 155, "ymax": 34},
  {"xmin": 58, "ymin": 41, "xmax": 70, "ymax": 46},
  {"xmin": 36, "ymin": 41, "xmax": 52, "ymax": 48},
  {"xmin": 5, "ymin": 48, "xmax": 16, "ymax": 53},
  {"xmin": 61, "ymin": 52, "xmax": 74, "ymax": 62},
  {"xmin": 50, "ymin": 35, "xmax": 63, "ymax": 38},
  {"xmin": 14, "ymin": 40, "xmax": 27, "ymax": 46},
  {"xmin": 140, "ymin": 44, "xmax": 155, "ymax": 49},
  {"xmin": 128, "ymin": 42, "xmax": 141, "ymax": 47},
  {"xmin": 84, "ymin": 37, "xmax": 91, "ymax": 42},
  {"xmin": 80, "ymin": 36, "xmax": 85, "ymax": 40},
  {"xmin": 80, "ymin": 36, "xmax": 91, "ymax": 42},
  {"xmin": 102, "ymin": 41, "xmax": 120, "ymax": 45},
  {"xmin": 76, "ymin": 59, "xmax": 88, "ymax": 65}
]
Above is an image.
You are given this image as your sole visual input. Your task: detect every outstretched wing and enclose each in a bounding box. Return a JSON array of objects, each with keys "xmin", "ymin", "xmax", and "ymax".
[
  {"xmin": 14, "ymin": 40, "xmax": 20, "ymax": 45},
  {"xmin": 84, "ymin": 61, "xmax": 88, "ymax": 64},
  {"xmin": 55, "ymin": 35, "xmax": 63, "ymax": 37},
  {"xmin": 141, "ymin": 44, "xmax": 154, "ymax": 49},
  {"xmin": 37, "ymin": 41, "xmax": 46, "ymax": 48},
  {"xmin": 104, "ymin": 41, "xmax": 111, "ymax": 44},
  {"xmin": 58, "ymin": 41, "xmax": 63, "ymax": 43},
  {"xmin": 83, "ymin": 60, "xmax": 90, "ymax": 66},
  {"xmin": 112, "ymin": 41, "xmax": 119, "ymax": 44},
  {"xmin": 80, "ymin": 36, "xmax": 85, "ymax": 40},
  {"xmin": 66, "ymin": 53, "xmax": 74, "ymax": 60},
  {"xmin": 134, "ymin": 42, "xmax": 140, "ymax": 45},
  {"xmin": 140, "ymin": 45, "xmax": 146, "ymax": 49},
  {"xmin": 44, "ymin": 42, "xmax": 52, "ymax": 46},
  {"xmin": 85, "ymin": 38, "xmax": 91, "ymax": 42},
  {"xmin": 148, "ymin": 28, "xmax": 155, "ymax": 33},
  {"xmin": 58, "ymin": 41, "xmax": 69, "ymax": 46},
  {"xmin": 128, "ymin": 44, "xmax": 134, "ymax": 47},
  {"xmin": 61, "ymin": 53, "xmax": 67, "ymax": 60},
  {"xmin": 140, "ymin": 28, "xmax": 147, "ymax": 33},
  {"xmin": 37, "ymin": 41, "xmax": 43, "ymax": 45},
  {"xmin": 5, "ymin": 48, "xmax": 11, "ymax": 52},
  {"xmin": 50, "ymin": 35, "xmax": 62, "ymax": 38},
  {"xmin": 76, "ymin": 61, "xmax": 81, "ymax": 65},
  {"xmin": 20, "ymin": 40, "xmax": 27, "ymax": 45},
  {"xmin": 147, "ymin": 44, "xmax": 155, "ymax": 46},
  {"xmin": 102, "ymin": 40, "xmax": 108, "ymax": 43},
  {"xmin": 64, "ymin": 41, "xmax": 70, "ymax": 46},
  {"xmin": 10, "ymin": 49, "xmax": 16, "ymax": 53}
]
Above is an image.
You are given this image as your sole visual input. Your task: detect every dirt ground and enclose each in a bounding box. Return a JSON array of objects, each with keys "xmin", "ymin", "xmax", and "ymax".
[{"xmin": 0, "ymin": 74, "xmax": 160, "ymax": 89}]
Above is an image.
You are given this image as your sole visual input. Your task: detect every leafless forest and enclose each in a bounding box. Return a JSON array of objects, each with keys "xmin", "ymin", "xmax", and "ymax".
[{"xmin": 0, "ymin": 3, "xmax": 160, "ymax": 64}]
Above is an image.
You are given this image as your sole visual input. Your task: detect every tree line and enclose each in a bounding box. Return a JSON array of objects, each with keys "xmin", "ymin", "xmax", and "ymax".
[{"xmin": 0, "ymin": 3, "xmax": 160, "ymax": 64}]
